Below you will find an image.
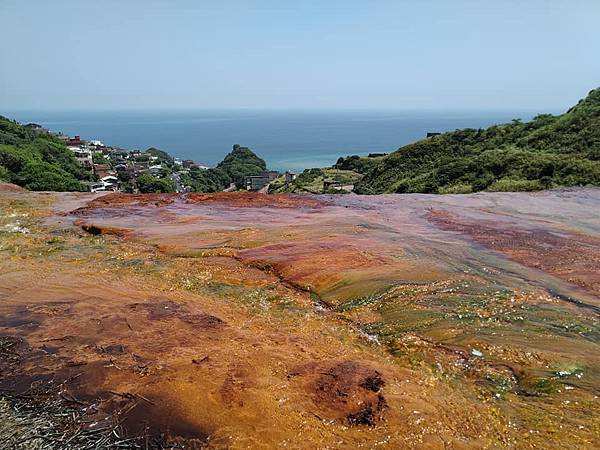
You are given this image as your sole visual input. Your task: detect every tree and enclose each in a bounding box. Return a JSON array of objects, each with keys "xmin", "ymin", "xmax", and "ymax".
[
  {"xmin": 217, "ymin": 145, "xmax": 267, "ymax": 187},
  {"xmin": 184, "ymin": 145, "xmax": 268, "ymax": 192},
  {"xmin": 136, "ymin": 173, "xmax": 175, "ymax": 193},
  {"xmin": 0, "ymin": 164, "xmax": 9, "ymax": 181},
  {"xmin": 92, "ymin": 153, "xmax": 110, "ymax": 164},
  {"xmin": 146, "ymin": 147, "xmax": 174, "ymax": 165},
  {"xmin": 0, "ymin": 116, "xmax": 92, "ymax": 191}
]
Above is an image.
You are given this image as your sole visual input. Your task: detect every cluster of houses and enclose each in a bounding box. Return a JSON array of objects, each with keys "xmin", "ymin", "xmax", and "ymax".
[
  {"xmin": 48, "ymin": 133, "xmax": 195, "ymax": 192},
  {"xmin": 56, "ymin": 135, "xmax": 116, "ymax": 191},
  {"xmin": 54, "ymin": 134, "xmax": 171, "ymax": 192},
  {"xmin": 36, "ymin": 128, "xmax": 204, "ymax": 193},
  {"xmin": 25, "ymin": 124, "xmax": 121, "ymax": 192},
  {"xmin": 27, "ymin": 123, "xmax": 294, "ymax": 193}
]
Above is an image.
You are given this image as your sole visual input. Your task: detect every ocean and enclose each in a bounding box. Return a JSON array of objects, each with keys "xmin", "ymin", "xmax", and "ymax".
[{"xmin": 6, "ymin": 109, "xmax": 544, "ymax": 171}]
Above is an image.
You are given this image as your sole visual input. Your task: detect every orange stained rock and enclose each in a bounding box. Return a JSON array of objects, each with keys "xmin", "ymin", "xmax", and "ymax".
[
  {"xmin": 186, "ymin": 191, "xmax": 326, "ymax": 208},
  {"xmin": 427, "ymin": 208, "xmax": 600, "ymax": 299},
  {"xmin": 0, "ymin": 188, "xmax": 599, "ymax": 449}
]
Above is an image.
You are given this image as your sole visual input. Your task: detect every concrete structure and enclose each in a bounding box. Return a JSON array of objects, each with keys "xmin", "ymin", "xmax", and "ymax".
[
  {"xmin": 245, "ymin": 171, "xmax": 279, "ymax": 191},
  {"xmin": 100, "ymin": 175, "xmax": 120, "ymax": 191},
  {"xmin": 85, "ymin": 176, "xmax": 119, "ymax": 193},
  {"xmin": 324, "ymin": 178, "xmax": 354, "ymax": 193},
  {"xmin": 67, "ymin": 135, "xmax": 83, "ymax": 147},
  {"xmin": 129, "ymin": 162, "xmax": 149, "ymax": 176},
  {"xmin": 85, "ymin": 181, "xmax": 106, "ymax": 193},
  {"xmin": 93, "ymin": 164, "xmax": 113, "ymax": 179},
  {"xmin": 69, "ymin": 146, "xmax": 93, "ymax": 169},
  {"xmin": 149, "ymin": 165, "xmax": 163, "ymax": 176},
  {"xmin": 284, "ymin": 171, "xmax": 297, "ymax": 184}
]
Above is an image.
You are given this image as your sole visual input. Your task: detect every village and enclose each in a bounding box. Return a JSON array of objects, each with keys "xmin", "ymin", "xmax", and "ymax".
[
  {"xmin": 24, "ymin": 123, "xmax": 297, "ymax": 194},
  {"xmin": 21, "ymin": 121, "xmax": 384, "ymax": 196}
]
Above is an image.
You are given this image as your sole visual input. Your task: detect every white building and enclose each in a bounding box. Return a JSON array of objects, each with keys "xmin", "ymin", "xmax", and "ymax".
[
  {"xmin": 149, "ymin": 164, "xmax": 163, "ymax": 176},
  {"xmin": 68, "ymin": 146, "xmax": 93, "ymax": 168}
]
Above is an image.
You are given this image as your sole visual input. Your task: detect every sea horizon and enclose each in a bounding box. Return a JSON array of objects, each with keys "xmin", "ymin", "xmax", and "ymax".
[{"xmin": 5, "ymin": 108, "xmax": 557, "ymax": 171}]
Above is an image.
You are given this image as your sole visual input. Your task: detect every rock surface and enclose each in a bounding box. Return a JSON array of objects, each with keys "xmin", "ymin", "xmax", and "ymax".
[{"xmin": 0, "ymin": 188, "xmax": 599, "ymax": 448}]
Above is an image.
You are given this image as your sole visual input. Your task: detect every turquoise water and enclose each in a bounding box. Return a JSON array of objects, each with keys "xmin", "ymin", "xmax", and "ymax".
[{"xmin": 7, "ymin": 109, "xmax": 543, "ymax": 171}]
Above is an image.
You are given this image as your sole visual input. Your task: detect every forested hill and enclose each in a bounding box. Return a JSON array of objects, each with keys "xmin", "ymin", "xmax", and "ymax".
[
  {"xmin": 180, "ymin": 144, "xmax": 267, "ymax": 192},
  {"xmin": 354, "ymin": 88, "xmax": 600, "ymax": 194},
  {"xmin": 0, "ymin": 116, "xmax": 89, "ymax": 191}
]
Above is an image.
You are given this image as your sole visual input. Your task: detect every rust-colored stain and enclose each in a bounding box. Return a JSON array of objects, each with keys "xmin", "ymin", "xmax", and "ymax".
[
  {"xmin": 186, "ymin": 191, "xmax": 326, "ymax": 208},
  {"xmin": 427, "ymin": 208, "xmax": 600, "ymax": 298},
  {"xmin": 74, "ymin": 192, "xmax": 178, "ymax": 210},
  {"xmin": 0, "ymin": 188, "xmax": 599, "ymax": 448},
  {"xmin": 289, "ymin": 360, "xmax": 387, "ymax": 426}
]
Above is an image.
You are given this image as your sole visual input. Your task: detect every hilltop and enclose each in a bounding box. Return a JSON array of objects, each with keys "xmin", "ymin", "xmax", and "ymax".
[
  {"xmin": 353, "ymin": 88, "xmax": 600, "ymax": 194},
  {"xmin": 181, "ymin": 144, "xmax": 267, "ymax": 192}
]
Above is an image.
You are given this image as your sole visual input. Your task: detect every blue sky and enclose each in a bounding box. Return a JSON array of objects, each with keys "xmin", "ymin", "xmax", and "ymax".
[{"xmin": 1, "ymin": 0, "xmax": 598, "ymax": 110}]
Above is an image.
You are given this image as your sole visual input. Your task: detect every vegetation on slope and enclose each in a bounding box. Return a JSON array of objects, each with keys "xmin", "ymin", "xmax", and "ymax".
[
  {"xmin": 146, "ymin": 147, "xmax": 174, "ymax": 165},
  {"xmin": 181, "ymin": 145, "xmax": 267, "ymax": 192},
  {"xmin": 216, "ymin": 144, "xmax": 267, "ymax": 187},
  {"xmin": 334, "ymin": 154, "xmax": 382, "ymax": 174},
  {"xmin": 270, "ymin": 168, "xmax": 362, "ymax": 194},
  {"xmin": 136, "ymin": 172, "xmax": 176, "ymax": 193},
  {"xmin": 0, "ymin": 116, "xmax": 89, "ymax": 191},
  {"xmin": 355, "ymin": 88, "xmax": 600, "ymax": 194}
]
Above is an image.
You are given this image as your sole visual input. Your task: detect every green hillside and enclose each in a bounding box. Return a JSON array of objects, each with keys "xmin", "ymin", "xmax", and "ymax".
[
  {"xmin": 269, "ymin": 168, "xmax": 363, "ymax": 194},
  {"xmin": 355, "ymin": 88, "xmax": 600, "ymax": 194},
  {"xmin": 181, "ymin": 144, "xmax": 267, "ymax": 192},
  {"xmin": 0, "ymin": 116, "xmax": 89, "ymax": 191}
]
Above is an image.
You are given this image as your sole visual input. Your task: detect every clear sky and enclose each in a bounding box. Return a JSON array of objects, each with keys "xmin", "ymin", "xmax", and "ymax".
[{"xmin": 1, "ymin": 0, "xmax": 598, "ymax": 110}]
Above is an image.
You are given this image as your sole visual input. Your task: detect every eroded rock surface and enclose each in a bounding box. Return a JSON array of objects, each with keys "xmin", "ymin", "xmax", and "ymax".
[{"xmin": 0, "ymin": 188, "xmax": 599, "ymax": 448}]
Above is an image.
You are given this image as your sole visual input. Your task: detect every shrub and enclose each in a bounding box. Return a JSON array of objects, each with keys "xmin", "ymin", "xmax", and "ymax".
[
  {"xmin": 487, "ymin": 178, "xmax": 544, "ymax": 192},
  {"xmin": 438, "ymin": 183, "xmax": 473, "ymax": 194},
  {"xmin": 0, "ymin": 165, "xmax": 9, "ymax": 181},
  {"xmin": 136, "ymin": 173, "xmax": 176, "ymax": 193}
]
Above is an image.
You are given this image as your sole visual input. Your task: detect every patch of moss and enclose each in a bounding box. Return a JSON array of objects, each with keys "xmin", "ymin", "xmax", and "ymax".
[
  {"xmin": 486, "ymin": 372, "xmax": 514, "ymax": 397},
  {"xmin": 517, "ymin": 377, "xmax": 558, "ymax": 396}
]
